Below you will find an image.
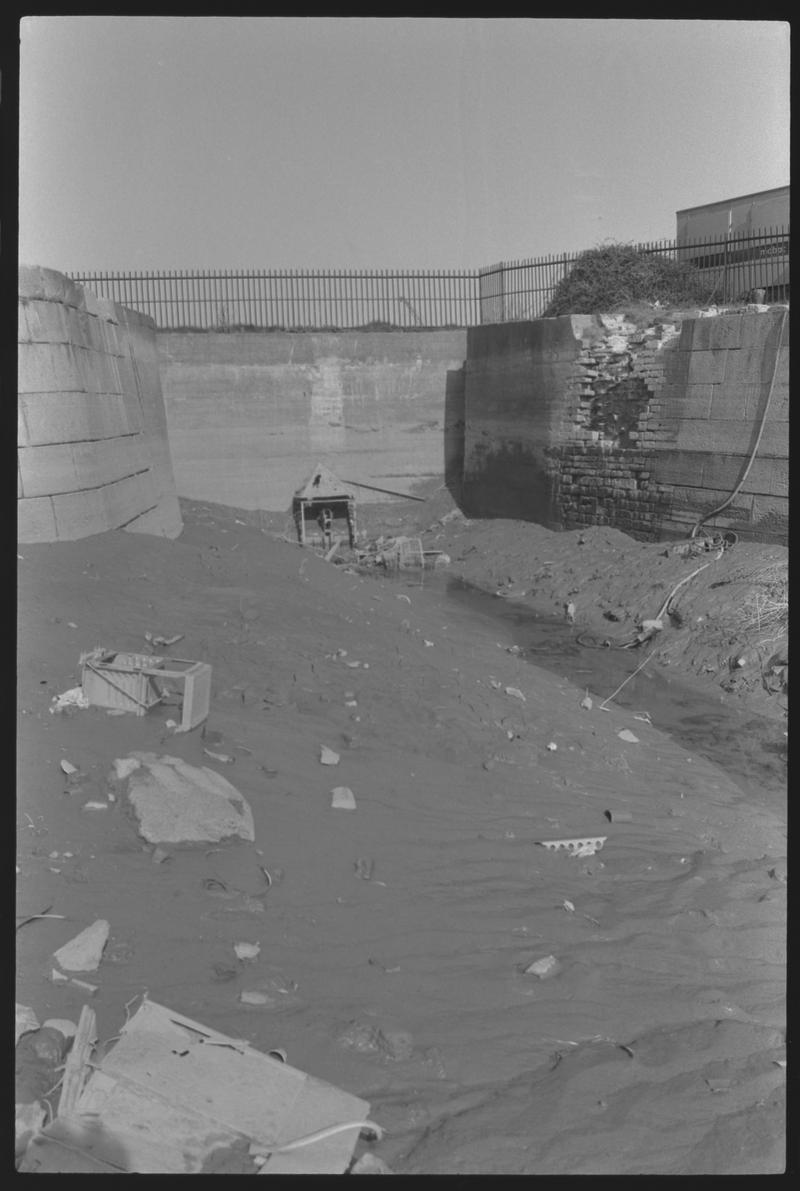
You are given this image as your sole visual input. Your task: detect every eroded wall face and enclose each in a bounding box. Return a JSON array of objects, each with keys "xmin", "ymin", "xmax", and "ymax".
[
  {"xmin": 461, "ymin": 309, "xmax": 788, "ymax": 545},
  {"xmin": 18, "ymin": 267, "xmax": 183, "ymax": 543},
  {"xmin": 158, "ymin": 330, "xmax": 468, "ymax": 510}
]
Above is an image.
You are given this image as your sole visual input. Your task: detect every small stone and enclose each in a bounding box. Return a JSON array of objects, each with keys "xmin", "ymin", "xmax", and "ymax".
[
  {"xmin": 547, "ymin": 742, "xmax": 558, "ymax": 751},
  {"xmin": 320, "ymin": 745, "xmax": 340, "ymax": 766},
  {"xmin": 240, "ymin": 989, "xmax": 273, "ymax": 1006},
  {"xmin": 505, "ymin": 686, "xmax": 526, "ymax": 702},
  {"xmin": 234, "ymin": 941, "xmax": 261, "ymax": 961},
  {"xmin": 524, "ymin": 954, "xmax": 560, "ymax": 979},
  {"xmin": 331, "ymin": 786, "xmax": 357, "ymax": 810},
  {"xmin": 618, "ymin": 729, "xmax": 639, "ymax": 743},
  {"xmin": 60, "ymin": 760, "xmax": 78, "ymax": 775}
]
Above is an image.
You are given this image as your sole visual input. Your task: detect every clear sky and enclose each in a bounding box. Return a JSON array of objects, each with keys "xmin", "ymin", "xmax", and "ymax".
[{"xmin": 19, "ymin": 16, "xmax": 790, "ymax": 273}]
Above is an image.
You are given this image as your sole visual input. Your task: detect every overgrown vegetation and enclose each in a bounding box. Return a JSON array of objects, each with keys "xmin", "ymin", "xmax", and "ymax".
[{"xmin": 542, "ymin": 242, "xmax": 717, "ymax": 317}]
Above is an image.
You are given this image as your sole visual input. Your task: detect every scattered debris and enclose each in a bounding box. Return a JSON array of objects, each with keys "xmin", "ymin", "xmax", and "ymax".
[
  {"xmin": 537, "ymin": 836, "xmax": 607, "ymax": 857},
  {"xmin": 18, "ymin": 997, "xmax": 376, "ymax": 1174},
  {"xmin": 580, "ymin": 691, "xmax": 593, "ymax": 710},
  {"xmin": 53, "ymin": 919, "xmax": 110, "ymax": 972},
  {"xmin": 331, "ymin": 787, "xmax": 357, "ymax": 811},
  {"xmin": 293, "ymin": 463, "xmax": 357, "ymax": 550},
  {"xmin": 234, "ymin": 941, "xmax": 261, "ymax": 961},
  {"xmin": 320, "ymin": 745, "xmax": 341, "ymax": 766},
  {"xmin": 50, "ymin": 687, "xmax": 89, "ymax": 714},
  {"xmin": 505, "ymin": 686, "xmax": 526, "ymax": 701},
  {"xmin": 564, "ymin": 602, "xmax": 576, "ymax": 623},
  {"xmin": 124, "ymin": 752, "xmax": 255, "ymax": 844},
  {"xmin": 524, "ymin": 955, "xmax": 560, "ymax": 979},
  {"xmin": 81, "ymin": 648, "xmax": 211, "ymax": 732},
  {"xmin": 562, "ymin": 900, "xmax": 576, "ymax": 913},
  {"xmin": 113, "ymin": 757, "xmax": 141, "ymax": 780},
  {"xmin": 82, "ymin": 800, "xmax": 109, "ymax": 811},
  {"xmin": 204, "ymin": 749, "xmax": 234, "ymax": 764},
  {"xmin": 151, "ymin": 846, "xmax": 171, "ymax": 864},
  {"xmin": 15, "ymin": 1004, "xmax": 40, "ymax": 1046},
  {"xmin": 604, "ymin": 809, "xmax": 633, "ymax": 823},
  {"xmin": 354, "ymin": 857, "xmax": 374, "ymax": 880},
  {"xmin": 145, "ymin": 632, "xmax": 185, "ymax": 647}
]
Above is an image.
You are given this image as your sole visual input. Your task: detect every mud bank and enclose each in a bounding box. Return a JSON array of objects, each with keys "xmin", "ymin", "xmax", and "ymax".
[{"xmin": 16, "ymin": 498, "xmax": 786, "ymax": 1173}]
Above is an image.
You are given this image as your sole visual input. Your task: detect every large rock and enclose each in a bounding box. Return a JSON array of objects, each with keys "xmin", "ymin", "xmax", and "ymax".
[{"xmin": 126, "ymin": 753, "xmax": 255, "ymax": 844}]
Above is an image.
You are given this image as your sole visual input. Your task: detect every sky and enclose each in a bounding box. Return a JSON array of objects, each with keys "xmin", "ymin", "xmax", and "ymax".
[{"xmin": 18, "ymin": 17, "xmax": 790, "ymax": 273}]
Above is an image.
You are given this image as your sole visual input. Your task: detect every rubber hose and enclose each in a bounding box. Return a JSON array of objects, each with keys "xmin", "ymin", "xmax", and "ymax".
[{"xmin": 690, "ymin": 308, "xmax": 787, "ymax": 538}]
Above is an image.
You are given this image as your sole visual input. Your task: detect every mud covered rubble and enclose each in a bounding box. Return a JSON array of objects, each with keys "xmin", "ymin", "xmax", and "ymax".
[{"xmin": 16, "ymin": 496, "xmax": 786, "ymax": 1173}]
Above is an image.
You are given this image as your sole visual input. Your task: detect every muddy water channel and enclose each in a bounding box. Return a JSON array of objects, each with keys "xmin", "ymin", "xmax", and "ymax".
[{"xmin": 435, "ymin": 576, "xmax": 787, "ymax": 811}]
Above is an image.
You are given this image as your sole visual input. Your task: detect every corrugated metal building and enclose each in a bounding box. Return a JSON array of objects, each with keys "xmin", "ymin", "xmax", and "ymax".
[{"xmin": 676, "ymin": 186, "xmax": 789, "ymax": 302}]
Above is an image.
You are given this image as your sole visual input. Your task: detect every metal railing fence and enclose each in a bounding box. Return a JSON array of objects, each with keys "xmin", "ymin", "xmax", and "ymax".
[
  {"xmin": 68, "ymin": 229, "xmax": 788, "ymax": 331},
  {"xmin": 68, "ymin": 267, "xmax": 481, "ymax": 331},
  {"xmin": 478, "ymin": 227, "xmax": 789, "ymax": 322}
]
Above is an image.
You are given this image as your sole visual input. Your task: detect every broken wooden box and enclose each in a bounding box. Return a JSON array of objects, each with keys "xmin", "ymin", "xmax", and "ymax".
[
  {"xmin": 81, "ymin": 648, "xmax": 212, "ymax": 732},
  {"xmin": 20, "ymin": 999, "xmax": 377, "ymax": 1174}
]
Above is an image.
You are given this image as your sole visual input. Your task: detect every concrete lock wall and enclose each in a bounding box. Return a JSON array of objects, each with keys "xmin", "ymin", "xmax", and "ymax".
[
  {"xmin": 158, "ymin": 330, "xmax": 468, "ymax": 509},
  {"xmin": 18, "ymin": 267, "xmax": 183, "ymax": 543},
  {"xmin": 460, "ymin": 308, "xmax": 789, "ymax": 545}
]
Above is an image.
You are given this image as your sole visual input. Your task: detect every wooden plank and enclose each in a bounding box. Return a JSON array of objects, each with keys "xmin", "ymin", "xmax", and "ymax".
[{"xmin": 57, "ymin": 1004, "xmax": 97, "ymax": 1117}]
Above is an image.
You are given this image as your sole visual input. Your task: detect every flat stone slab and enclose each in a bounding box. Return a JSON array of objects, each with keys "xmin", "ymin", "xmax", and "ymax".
[
  {"xmin": 53, "ymin": 920, "xmax": 110, "ymax": 972},
  {"xmin": 126, "ymin": 752, "xmax": 255, "ymax": 844}
]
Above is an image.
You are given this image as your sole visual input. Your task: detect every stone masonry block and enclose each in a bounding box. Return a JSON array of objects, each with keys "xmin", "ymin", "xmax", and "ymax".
[
  {"xmin": 72, "ymin": 437, "xmax": 149, "ymax": 490},
  {"xmin": 52, "ymin": 486, "xmax": 108, "ymax": 539},
  {"xmin": 739, "ymin": 309, "xmax": 790, "ymax": 350},
  {"xmin": 674, "ymin": 418, "xmax": 788, "ymax": 458},
  {"xmin": 686, "ymin": 349, "xmax": 729, "ymax": 385},
  {"xmin": 650, "ymin": 454, "xmax": 703, "ymax": 487},
  {"xmin": 102, "ymin": 471, "xmax": 154, "ymax": 528},
  {"xmin": 18, "ymin": 298, "xmax": 70, "ymax": 345},
  {"xmin": 18, "ymin": 265, "xmax": 87, "ymax": 310},
  {"xmin": 18, "ymin": 436, "xmax": 147, "ymax": 497},
  {"xmin": 18, "ymin": 402, "xmax": 29, "ymax": 447},
  {"xmin": 73, "ymin": 346, "xmax": 123, "ymax": 395},
  {"xmin": 660, "ymin": 384, "xmax": 716, "ymax": 419},
  {"xmin": 685, "ymin": 314, "xmax": 743, "ymax": 351},
  {"xmin": 702, "ymin": 454, "xmax": 788, "ymax": 499},
  {"xmin": 709, "ymin": 383, "xmax": 765, "ymax": 421},
  {"xmin": 18, "ymin": 443, "xmax": 79, "ymax": 496},
  {"xmin": 20, "ymin": 392, "xmax": 136, "ymax": 444},
  {"xmin": 17, "ymin": 496, "xmax": 58, "ymax": 543},
  {"xmin": 18, "ymin": 341, "xmax": 85, "ymax": 393}
]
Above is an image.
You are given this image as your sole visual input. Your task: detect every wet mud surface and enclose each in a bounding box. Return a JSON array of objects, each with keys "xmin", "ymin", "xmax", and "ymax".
[{"xmin": 16, "ymin": 497, "xmax": 786, "ymax": 1173}]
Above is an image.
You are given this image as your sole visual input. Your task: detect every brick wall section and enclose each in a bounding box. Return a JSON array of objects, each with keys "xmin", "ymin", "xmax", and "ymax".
[
  {"xmin": 18, "ymin": 267, "xmax": 183, "ymax": 543},
  {"xmin": 462, "ymin": 308, "xmax": 788, "ymax": 545}
]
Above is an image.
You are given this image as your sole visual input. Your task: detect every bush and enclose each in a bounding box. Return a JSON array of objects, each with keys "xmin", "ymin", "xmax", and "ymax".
[{"xmin": 542, "ymin": 242, "xmax": 717, "ymax": 317}]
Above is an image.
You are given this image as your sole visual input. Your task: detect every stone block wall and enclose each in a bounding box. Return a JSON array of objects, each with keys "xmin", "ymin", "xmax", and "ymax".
[
  {"xmin": 462, "ymin": 308, "xmax": 789, "ymax": 544},
  {"xmin": 18, "ymin": 267, "xmax": 183, "ymax": 542},
  {"xmin": 158, "ymin": 329, "xmax": 467, "ymax": 509}
]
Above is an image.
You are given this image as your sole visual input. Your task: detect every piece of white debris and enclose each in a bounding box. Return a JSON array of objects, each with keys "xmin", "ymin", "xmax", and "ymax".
[
  {"xmin": 320, "ymin": 745, "xmax": 340, "ymax": 766},
  {"xmin": 60, "ymin": 760, "xmax": 78, "ymax": 775},
  {"xmin": 505, "ymin": 687, "xmax": 526, "ymax": 701},
  {"xmin": 618, "ymin": 729, "xmax": 639, "ymax": 744},
  {"xmin": 331, "ymin": 786, "xmax": 357, "ymax": 810},
  {"xmin": 234, "ymin": 941, "xmax": 261, "ymax": 961},
  {"xmin": 524, "ymin": 955, "xmax": 560, "ymax": 979},
  {"xmin": 580, "ymin": 692, "xmax": 593, "ymax": 710},
  {"xmin": 547, "ymin": 742, "xmax": 558, "ymax": 751}
]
